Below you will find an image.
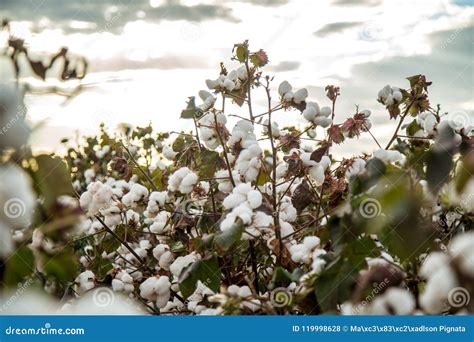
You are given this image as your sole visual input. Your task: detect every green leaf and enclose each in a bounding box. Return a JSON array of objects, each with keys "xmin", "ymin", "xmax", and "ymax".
[
  {"xmin": 89, "ymin": 255, "xmax": 113, "ymax": 281},
  {"xmin": 3, "ymin": 246, "xmax": 35, "ymax": 287},
  {"xmin": 179, "ymin": 254, "xmax": 220, "ymax": 298},
  {"xmin": 271, "ymin": 267, "xmax": 302, "ymax": 288},
  {"xmin": 198, "ymin": 149, "xmax": 219, "ymax": 179},
  {"xmin": 43, "ymin": 248, "xmax": 79, "ymax": 283},
  {"xmin": 180, "ymin": 97, "xmax": 203, "ymax": 119},
  {"xmin": 213, "ymin": 219, "xmax": 245, "ymax": 253},
  {"xmin": 33, "ymin": 154, "xmax": 74, "ymax": 212},
  {"xmin": 406, "ymin": 119, "xmax": 423, "ymax": 136},
  {"xmin": 234, "ymin": 44, "xmax": 247, "ymax": 62}
]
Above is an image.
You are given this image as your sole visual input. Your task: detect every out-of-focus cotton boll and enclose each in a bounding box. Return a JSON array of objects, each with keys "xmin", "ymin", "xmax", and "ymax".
[{"xmin": 0, "ymin": 163, "xmax": 35, "ymax": 256}]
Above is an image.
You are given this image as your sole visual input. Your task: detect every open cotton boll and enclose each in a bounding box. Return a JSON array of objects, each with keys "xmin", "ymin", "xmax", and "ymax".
[
  {"xmin": 449, "ymin": 231, "xmax": 474, "ymax": 277},
  {"xmin": 370, "ymin": 288, "xmax": 415, "ymax": 315},
  {"xmin": 149, "ymin": 211, "xmax": 170, "ymax": 234},
  {"xmin": 170, "ymin": 253, "xmax": 198, "ymax": 279},
  {"xmin": 293, "ymin": 88, "xmax": 308, "ymax": 104},
  {"xmin": 112, "ymin": 270, "xmax": 135, "ymax": 293},
  {"xmin": 320, "ymin": 106, "xmax": 332, "ymax": 117},
  {"xmin": 419, "ymin": 266, "xmax": 458, "ymax": 314},
  {"xmin": 345, "ymin": 158, "xmax": 366, "ymax": 180},
  {"xmin": 223, "ymin": 79, "xmax": 235, "ymax": 91},
  {"xmin": 278, "ymin": 81, "xmax": 292, "ymax": 97},
  {"xmin": 223, "ymin": 193, "xmax": 247, "ymax": 210},
  {"xmin": 309, "ymin": 165, "xmax": 325, "ymax": 185},
  {"xmin": 139, "ymin": 275, "xmax": 171, "ymax": 308},
  {"xmin": 373, "ymin": 149, "xmax": 404, "ymax": 163},
  {"xmin": 420, "ymin": 252, "xmax": 449, "ymax": 279},
  {"xmin": 79, "ymin": 181, "xmax": 114, "ymax": 216},
  {"xmin": 303, "ymin": 105, "xmax": 317, "ymax": 122},
  {"xmin": 423, "ymin": 114, "xmax": 437, "ymax": 135},
  {"xmin": 75, "ymin": 270, "xmax": 96, "ymax": 294},
  {"xmin": 198, "ymin": 90, "xmax": 213, "ymax": 101},
  {"xmin": 162, "ymin": 145, "xmax": 177, "ymax": 160},
  {"xmin": 247, "ymin": 190, "xmax": 262, "ymax": 209},
  {"xmin": 122, "ymin": 183, "xmax": 149, "ymax": 207}
]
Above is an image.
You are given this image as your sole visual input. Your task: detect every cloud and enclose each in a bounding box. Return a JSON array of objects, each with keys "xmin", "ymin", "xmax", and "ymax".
[
  {"xmin": 307, "ymin": 24, "xmax": 474, "ymax": 128},
  {"xmin": 314, "ymin": 22, "xmax": 361, "ymax": 37},
  {"xmin": 0, "ymin": 0, "xmax": 237, "ymax": 33},
  {"xmin": 267, "ymin": 61, "xmax": 300, "ymax": 72},
  {"xmin": 239, "ymin": 0, "xmax": 289, "ymax": 6},
  {"xmin": 331, "ymin": 0, "xmax": 382, "ymax": 6}
]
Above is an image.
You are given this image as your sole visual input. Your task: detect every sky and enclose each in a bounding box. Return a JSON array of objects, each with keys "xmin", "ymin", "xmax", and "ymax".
[{"xmin": 0, "ymin": 0, "xmax": 473, "ymax": 155}]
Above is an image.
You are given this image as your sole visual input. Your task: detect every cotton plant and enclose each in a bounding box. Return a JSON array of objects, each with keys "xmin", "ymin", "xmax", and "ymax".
[{"xmin": 1, "ymin": 42, "xmax": 473, "ymax": 317}]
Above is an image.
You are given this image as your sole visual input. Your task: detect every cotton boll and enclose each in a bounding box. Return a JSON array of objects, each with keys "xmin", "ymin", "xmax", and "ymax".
[
  {"xmin": 423, "ymin": 114, "xmax": 437, "ymax": 135},
  {"xmin": 314, "ymin": 116, "xmax": 332, "ymax": 128},
  {"xmin": 373, "ymin": 149, "xmax": 404, "ymax": 163},
  {"xmin": 370, "ymin": 288, "xmax": 415, "ymax": 315},
  {"xmin": 112, "ymin": 270, "xmax": 135, "ymax": 294},
  {"xmin": 345, "ymin": 158, "xmax": 366, "ymax": 180},
  {"xmin": 223, "ymin": 79, "xmax": 235, "ymax": 91},
  {"xmin": 247, "ymin": 190, "xmax": 262, "ymax": 209},
  {"xmin": 320, "ymin": 106, "xmax": 332, "ymax": 117},
  {"xmin": 170, "ymin": 253, "xmax": 198, "ymax": 278},
  {"xmin": 75, "ymin": 270, "xmax": 95, "ymax": 294},
  {"xmin": 162, "ymin": 145, "xmax": 176, "ymax": 160},
  {"xmin": 205, "ymin": 79, "xmax": 219, "ymax": 90},
  {"xmin": 280, "ymin": 221, "xmax": 294, "ymax": 239},
  {"xmin": 223, "ymin": 193, "xmax": 247, "ymax": 210},
  {"xmin": 283, "ymin": 91, "xmax": 294, "ymax": 102},
  {"xmin": 420, "ymin": 252, "xmax": 449, "ymax": 278},
  {"xmin": 303, "ymin": 106, "xmax": 317, "ymax": 122},
  {"xmin": 278, "ymin": 81, "xmax": 292, "ymax": 97},
  {"xmin": 199, "ymin": 90, "xmax": 213, "ymax": 101},
  {"xmin": 309, "ymin": 165, "xmax": 325, "ymax": 185},
  {"xmin": 0, "ymin": 163, "xmax": 36, "ymax": 247},
  {"xmin": 378, "ymin": 85, "xmax": 391, "ymax": 100},
  {"xmin": 392, "ymin": 90, "xmax": 403, "ymax": 102},
  {"xmin": 293, "ymin": 88, "xmax": 308, "ymax": 104},
  {"xmin": 139, "ymin": 275, "xmax": 171, "ymax": 308},
  {"xmin": 420, "ymin": 266, "xmax": 458, "ymax": 314},
  {"xmin": 449, "ymin": 232, "xmax": 474, "ymax": 277}
]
